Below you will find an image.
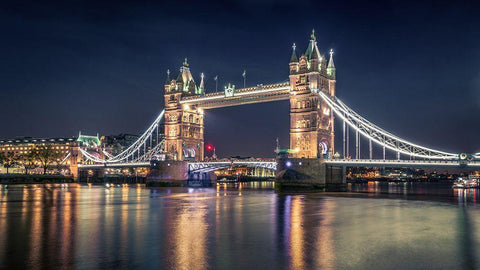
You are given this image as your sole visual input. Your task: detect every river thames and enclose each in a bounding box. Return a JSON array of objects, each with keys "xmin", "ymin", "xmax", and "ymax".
[{"xmin": 0, "ymin": 182, "xmax": 478, "ymax": 270}]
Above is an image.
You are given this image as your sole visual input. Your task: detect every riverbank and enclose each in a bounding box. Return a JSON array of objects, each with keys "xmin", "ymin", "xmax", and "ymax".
[{"xmin": 0, "ymin": 174, "xmax": 74, "ymax": 184}]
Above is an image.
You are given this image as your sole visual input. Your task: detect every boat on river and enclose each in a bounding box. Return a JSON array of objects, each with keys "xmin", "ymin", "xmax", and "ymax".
[{"xmin": 452, "ymin": 175, "xmax": 480, "ymax": 189}]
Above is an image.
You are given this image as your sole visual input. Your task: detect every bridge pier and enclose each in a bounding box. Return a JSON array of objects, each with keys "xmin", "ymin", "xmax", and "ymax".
[
  {"xmin": 275, "ymin": 158, "xmax": 346, "ymax": 192},
  {"xmin": 78, "ymin": 167, "xmax": 105, "ymax": 183},
  {"xmin": 146, "ymin": 160, "xmax": 189, "ymax": 186},
  {"xmin": 187, "ymin": 171, "xmax": 215, "ymax": 187}
]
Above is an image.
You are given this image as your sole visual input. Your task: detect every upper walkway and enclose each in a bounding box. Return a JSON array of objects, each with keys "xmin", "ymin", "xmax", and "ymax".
[{"xmin": 179, "ymin": 82, "xmax": 290, "ymax": 109}]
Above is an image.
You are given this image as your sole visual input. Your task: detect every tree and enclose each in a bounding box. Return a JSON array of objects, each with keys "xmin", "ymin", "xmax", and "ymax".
[
  {"xmin": 19, "ymin": 150, "xmax": 37, "ymax": 175},
  {"xmin": 0, "ymin": 152, "xmax": 4, "ymax": 173},
  {"xmin": 34, "ymin": 145, "xmax": 63, "ymax": 175},
  {"xmin": 0, "ymin": 152, "xmax": 16, "ymax": 174}
]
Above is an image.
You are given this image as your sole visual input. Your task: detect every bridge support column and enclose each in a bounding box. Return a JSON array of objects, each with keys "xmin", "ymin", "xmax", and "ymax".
[
  {"xmin": 78, "ymin": 167, "xmax": 106, "ymax": 183},
  {"xmin": 187, "ymin": 171, "xmax": 215, "ymax": 187},
  {"xmin": 275, "ymin": 157, "xmax": 346, "ymax": 192},
  {"xmin": 146, "ymin": 160, "xmax": 189, "ymax": 186}
]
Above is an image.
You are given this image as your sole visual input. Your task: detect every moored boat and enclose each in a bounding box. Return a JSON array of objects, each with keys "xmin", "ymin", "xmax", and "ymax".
[{"xmin": 453, "ymin": 175, "xmax": 480, "ymax": 189}]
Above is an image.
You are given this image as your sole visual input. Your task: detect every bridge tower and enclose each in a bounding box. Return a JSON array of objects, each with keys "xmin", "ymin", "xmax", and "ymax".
[
  {"xmin": 163, "ymin": 59, "xmax": 205, "ymax": 161},
  {"xmin": 288, "ymin": 30, "xmax": 336, "ymax": 158}
]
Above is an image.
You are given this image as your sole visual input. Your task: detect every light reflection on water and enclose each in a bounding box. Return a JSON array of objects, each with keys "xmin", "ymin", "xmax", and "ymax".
[{"xmin": 0, "ymin": 182, "xmax": 478, "ymax": 270}]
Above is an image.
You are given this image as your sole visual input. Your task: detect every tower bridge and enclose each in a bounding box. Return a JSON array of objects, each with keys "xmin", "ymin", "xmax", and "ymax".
[{"xmin": 73, "ymin": 31, "xmax": 480, "ymax": 189}]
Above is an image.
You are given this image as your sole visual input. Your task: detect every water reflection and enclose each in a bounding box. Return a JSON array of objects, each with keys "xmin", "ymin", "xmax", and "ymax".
[
  {"xmin": 350, "ymin": 182, "xmax": 480, "ymax": 205},
  {"xmin": 165, "ymin": 191, "xmax": 209, "ymax": 270},
  {"xmin": 288, "ymin": 196, "xmax": 305, "ymax": 270},
  {"xmin": 0, "ymin": 183, "xmax": 478, "ymax": 270},
  {"xmin": 0, "ymin": 185, "xmax": 78, "ymax": 269},
  {"xmin": 316, "ymin": 198, "xmax": 336, "ymax": 269}
]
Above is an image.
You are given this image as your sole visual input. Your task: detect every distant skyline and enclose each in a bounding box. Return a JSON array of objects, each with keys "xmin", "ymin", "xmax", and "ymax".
[{"xmin": 1, "ymin": 0, "xmax": 479, "ymax": 157}]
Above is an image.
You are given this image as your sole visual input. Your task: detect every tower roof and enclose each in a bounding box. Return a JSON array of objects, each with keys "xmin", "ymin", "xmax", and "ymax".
[
  {"xmin": 311, "ymin": 43, "xmax": 320, "ymax": 60},
  {"xmin": 328, "ymin": 49, "xmax": 335, "ymax": 69},
  {"xmin": 290, "ymin": 43, "xmax": 298, "ymax": 63},
  {"xmin": 199, "ymin": 72, "xmax": 205, "ymax": 92},
  {"xmin": 178, "ymin": 58, "xmax": 195, "ymax": 86},
  {"xmin": 305, "ymin": 29, "xmax": 321, "ymax": 61},
  {"xmin": 165, "ymin": 69, "xmax": 171, "ymax": 84}
]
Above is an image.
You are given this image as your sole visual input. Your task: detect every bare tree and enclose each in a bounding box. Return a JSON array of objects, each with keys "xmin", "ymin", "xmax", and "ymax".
[
  {"xmin": 34, "ymin": 145, "xmax": 63, "ymax": 175},
  {"xmin": 20, "ymin": 150, "xmax": 37, "ymax": 175}
]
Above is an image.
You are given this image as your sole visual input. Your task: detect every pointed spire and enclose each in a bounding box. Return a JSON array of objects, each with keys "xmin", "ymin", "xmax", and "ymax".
[
  {"xmin": 311, "ymin": 43, "xmax": 319, "ymax": 60},
  {"xmin": 176, "ymin": 72, "xmax": 183, "ymax": 83},
  {"xmin": 183, "ymin": 57, "xmax": 189, "ymax": 67},
  {"xmin": 165, "ymin": 69, "xmax": 171, "ymax": 84},
  {"xmin": 328, "ymin": 49, "xmax": 335, "ymax": 69},
  {"xmin": 327, "ymin": 49, "xmax": 336, "ymax": 78},
  {"xmin": 305, "ymin": 30, "xmax": 316, "ymax": 59},
  {"xmin": 199, "ymin": 72, "xmax": 205, "ymax": 92},
  {"xmin": 290, "ymin": 43, "xmax": 298, "ymax": 63}
]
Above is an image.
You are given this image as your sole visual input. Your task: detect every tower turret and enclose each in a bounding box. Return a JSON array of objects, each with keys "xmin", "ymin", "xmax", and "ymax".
[
  {"xmin": 199, "ymin": 72, "xmax": 205, "ymax": 94},
  {"xmin": 327, "ymin": 49, "xmax": 336, "ymax": 79},
  {"xmin": 310, "ymin": 42, "xmax": 320, "ymax": 71},
  {"xmin": 289, "ymin": 43, "xmax": 298, "ymax": 74},
  {"xmin": 288, "ymin": 30, "xmax": 336, "ymax": 158},
  {"xmin": 176, "ymin": 72, "xmax": 184, "ymax": 91},
  {"xmin": 164, "ymin": 69, "xmax": 172, "ymax": 92}
]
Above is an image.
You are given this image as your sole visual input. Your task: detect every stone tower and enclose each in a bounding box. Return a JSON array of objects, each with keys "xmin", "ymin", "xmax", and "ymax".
[
  {"xmin": 164, "ymin": 59, "xmax": 205, "ymax": 161},
  {"xmin": 289, "ymin": 30, "xmax": 336, "ymax": 158}
]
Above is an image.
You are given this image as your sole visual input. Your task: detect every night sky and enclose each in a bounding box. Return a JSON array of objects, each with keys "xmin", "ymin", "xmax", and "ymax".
[{"xmin": 1, "ymin": 0, "xmax": 479, "ymax": 158}]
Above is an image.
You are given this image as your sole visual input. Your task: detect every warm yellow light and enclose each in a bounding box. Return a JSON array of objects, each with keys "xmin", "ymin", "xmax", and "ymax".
[
  {"xmin": 294, "ymin": 148, "xmax": 300, "ymax": 153},
  {"xmin": 323, "ymin": 108, "xmax": 330, "ymax": 116},
  {"xmin": 198, "ymin": 108, "xmax": 204, "ymax": 114},
  {"xmin": 183, "ymin": 104, "xmax": 190, "ymax": 110}
]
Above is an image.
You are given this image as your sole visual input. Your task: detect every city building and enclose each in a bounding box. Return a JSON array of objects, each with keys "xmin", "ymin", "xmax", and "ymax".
[
  {"xmin": 0, "ymin": 137, "xmax": 76, "ymax": 157},
  {"xmin": 101, "ymin": 133, "xmax": 140, "ymax": 155},
  {"xmin": 0, "ymin": 133, "xmax": 102, "ymax": 175}
]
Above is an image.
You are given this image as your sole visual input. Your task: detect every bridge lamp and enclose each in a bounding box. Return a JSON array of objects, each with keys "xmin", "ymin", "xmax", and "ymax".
[
  {"xmin": 323, "ymin": 108, "xmax": 330, "ymax": 116},
  {"xmin": 294, "ymin": 148, "xmax": 300, "ymax": 153},
  {"xmin": 285, "ymin": 161, "xmax": 292, "ymax": 168}
]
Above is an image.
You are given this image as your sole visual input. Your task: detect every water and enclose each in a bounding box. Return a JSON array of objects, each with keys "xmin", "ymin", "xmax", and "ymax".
[{"xmin": 0, "ymin": 182, "xmax": 479, "ymax": 270}]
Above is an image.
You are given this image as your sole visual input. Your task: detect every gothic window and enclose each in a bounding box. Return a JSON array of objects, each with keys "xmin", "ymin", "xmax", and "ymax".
[
  {"xmin": 169, "ymin": 127, "xmax": 176, "ymax": 137},
  {"xmin": 296, "ymin": 120, "xmax": 302, "ymax": 128},
  {"xmin": 189, "ymin": 114, "xmax": 194, "ymax": 123}
]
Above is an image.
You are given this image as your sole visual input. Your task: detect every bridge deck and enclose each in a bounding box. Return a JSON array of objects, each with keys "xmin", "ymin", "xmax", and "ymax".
[
  {"xmin": 325, "ymin": 159, "xmax": 480, "ymax": 168},
  {"xmin": 77, "ymin": 158, "xmax": 480, "ymax": 170}
]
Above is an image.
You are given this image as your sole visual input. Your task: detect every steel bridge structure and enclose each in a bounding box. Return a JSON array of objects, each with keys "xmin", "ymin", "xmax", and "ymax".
[{"xmin": 75, "ymin": 32, "xmax": 479, "ymax": 174}]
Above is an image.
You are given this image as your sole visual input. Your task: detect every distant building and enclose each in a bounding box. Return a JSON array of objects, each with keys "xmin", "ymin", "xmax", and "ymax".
[
  {"xmin": 0, "ymin": 133, "xmax": 102, "ymax": 175},
  {"xmin": 0, "ymin": 137, "xmax": 77, "ymax": 158},
  {"xmin": 101, "ymin": 133, "xmax": 139, "ymax": 155}
]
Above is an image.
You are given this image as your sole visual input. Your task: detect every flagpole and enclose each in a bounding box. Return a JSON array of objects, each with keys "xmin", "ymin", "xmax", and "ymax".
[
  {"xmin": 242, "ymin": 70, "xmax": 246, "ymax": 88},
  {"xmin": 215, "ymin": 75, "xmax": 218, "ymax": 91}
]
